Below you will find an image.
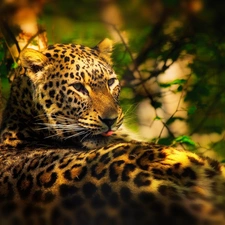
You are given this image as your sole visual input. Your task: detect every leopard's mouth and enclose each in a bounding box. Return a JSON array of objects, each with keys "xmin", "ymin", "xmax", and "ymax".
[{"xmin": 101, "ymin": 130, "xmax": 114, "ymax": 137}]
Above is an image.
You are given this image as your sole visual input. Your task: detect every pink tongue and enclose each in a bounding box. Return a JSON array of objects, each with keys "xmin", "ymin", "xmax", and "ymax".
[{"xmin": 101, "ymin": 131, "xmax": 114, "ymax": 137}]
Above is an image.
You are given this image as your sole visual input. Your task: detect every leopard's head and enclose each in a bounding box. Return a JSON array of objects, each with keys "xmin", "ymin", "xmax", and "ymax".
[{"xmin": 20, "ymin": 39, "xmax": 123, "ymax": 147}]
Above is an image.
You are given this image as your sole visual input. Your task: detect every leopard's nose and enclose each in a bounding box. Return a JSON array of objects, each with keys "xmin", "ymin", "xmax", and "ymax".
[{"xmin": 99, "ymin": 116, "xmax": 118, "ymax": 128}]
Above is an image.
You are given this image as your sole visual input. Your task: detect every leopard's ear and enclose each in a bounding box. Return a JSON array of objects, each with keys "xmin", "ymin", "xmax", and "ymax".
[
  {"xmin": 95, "ymin": 38, "xmax": 113, "ymax": 65},
  {"xmin": 20, "ymin": 48, "xmax": 51, "ymax": 82},
  {"xmin": 20, "ymin": 48, "xmax": 49, "ymax": 72}
]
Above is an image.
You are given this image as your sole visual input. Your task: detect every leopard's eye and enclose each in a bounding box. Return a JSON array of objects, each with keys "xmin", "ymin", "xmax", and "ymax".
[
  {"xmin": 71, "ymin": 83, "xmax": 89, "ymax": 95},
  {"xmin": 108, "ymin": 78, "xmax": 116, "ymax": 87}
]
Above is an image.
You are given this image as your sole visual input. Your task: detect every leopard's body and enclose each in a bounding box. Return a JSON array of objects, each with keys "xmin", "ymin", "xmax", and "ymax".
[
  {"xmin": 0, "ymin": 40, "xmax": 225, "ymax": 225},
  {"xmin": 0, "ymin": 142, "xmax": 225, "ymax": 225}
]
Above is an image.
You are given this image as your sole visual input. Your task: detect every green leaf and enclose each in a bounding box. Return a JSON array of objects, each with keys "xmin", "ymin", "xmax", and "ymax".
[
  {"xmin": 170, "ymin": 79, "xmax": 186, "ymax": 85},
  {"xmin": 159, "ymin": 79, "xmax": 186, "ymax": 88},
  {"xmin": 166, "ymin": 116, "xmax": 185, "ymax": 125},
  {"xmin": 159, "ymin": 83, "xmax": 171, "ymax": 88},
  {"xmin": 154, "ymin": 116, "xmax": 162, "ymax": 121},
  {"xmin": 11, "ymin": 62, "xmax": 18, "ymax": 69},
  {"xmin": 157, "ymin": 137, "xmax": 173, "ymax": 145},
  {"xmin": 174, "ymin": 135, "xmax": 196, "ymax": 147},
  {"xmin": 152, "ymin": 101, "xmax": 162, "ymax": 109},
  {"xmin": 187, "ymin": 106, "xmax": 197, "ymax": 115},
  {"xmin": 177, "ymin": 85, "xmax": 183, "ymax": 92}
]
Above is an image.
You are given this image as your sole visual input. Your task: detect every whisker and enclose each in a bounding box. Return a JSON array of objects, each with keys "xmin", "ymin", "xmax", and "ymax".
[
  {"xmin": 43, "ymin": 130, "xmax": 86, "ymax": 140},
  {"xmin": 35, "ymin": 123, "xmax": 84, "ymax": 131},
  {"xmin": 34, "ymin": 114, "xmax": 77, "ymax": 124},
  {"xmin": 80, "ymin": 131, "xmax": 92, "ymax": 142},
  {"xmin": 123, "ymin": 104, "xmax": 138, "ymax": 117},
  {"xmin": 44, "ymin": 133, "xmax": 61, "ymax": 139},
  {"xmin": 34, "ymin": 126, "xmax": 50, "ymax": 131},
  {"xmin": 36, "ymin": 120, "xmax": 89, "ymax": 140},
  {"xmin": 64, "ymin": 130, "xmax": 88, "ymax": 140}
]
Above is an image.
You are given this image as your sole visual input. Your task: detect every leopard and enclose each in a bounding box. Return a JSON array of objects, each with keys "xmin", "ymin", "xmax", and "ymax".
[
  {"xmin": 0, "ymin": 142, "xmax": 225, "ymax": 225},
  {"xmin": 0, "ymin": 38, "xmax": 129, "ymax": 149},
  {"xmin": 0, "ymin": 40, "xmax": 225, "ymax": 225}
]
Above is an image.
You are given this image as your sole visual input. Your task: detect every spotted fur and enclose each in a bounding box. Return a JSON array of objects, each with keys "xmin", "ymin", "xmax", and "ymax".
[{"xmin": 0, "ymin": 142, "xmax": 225, "ymax": 225}]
